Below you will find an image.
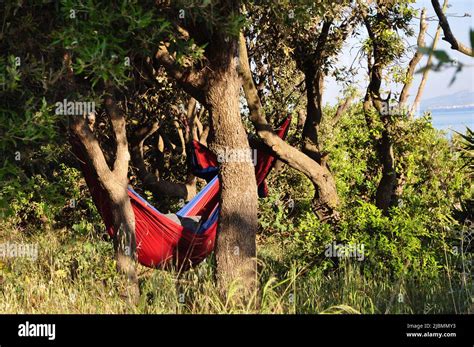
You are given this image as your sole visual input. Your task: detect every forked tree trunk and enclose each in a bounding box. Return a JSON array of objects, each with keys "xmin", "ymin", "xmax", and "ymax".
[
  {"xmin": 63, "ymin": 50, "xmax": 138, "ymax": 300},
  {"xmin": 206, "ymin": 36, "xmax": 258, "ymax": 298},
  {"xmin": 70, "ymin": 94, "xmax": 139, "ymax": 302}
]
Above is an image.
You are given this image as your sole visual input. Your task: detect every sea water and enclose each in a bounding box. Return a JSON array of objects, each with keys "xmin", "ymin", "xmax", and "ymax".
[{"xmin": 426, "ymin": 107, "xmax": 474, "ymax": 134}]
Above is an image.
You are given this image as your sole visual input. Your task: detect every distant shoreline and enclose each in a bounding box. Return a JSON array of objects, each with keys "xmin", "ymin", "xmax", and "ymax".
[
  {"xmin": 421, "ymin": 104, "xmax": 474, "ymax": 111},
  {"xmin": 421, "ymin": 106, "xmax": 473, "ymax": 134}
]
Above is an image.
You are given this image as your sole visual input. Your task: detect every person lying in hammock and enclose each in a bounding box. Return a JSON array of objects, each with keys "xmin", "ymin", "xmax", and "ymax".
[{"xmin": 164, "ymin": 214, "xmax": 202, "ymax": 233}]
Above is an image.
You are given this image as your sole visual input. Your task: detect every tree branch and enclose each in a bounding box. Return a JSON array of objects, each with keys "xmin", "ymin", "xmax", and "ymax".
[
  {"xmin": 70, "ymin": 116, "xmax": 114, "ymax": 183},
  {"xmin": 410, "ymin": 0, "xmax": 447, "ymax": 117},
  {"xmin": 431, "ymin": 0, "xmax": 473, "ymax": 57},
  {"xmin": 331, "ymin": 95, "xmax": 355, "ymax": 127},
  {"xmin": 104, "ymin": 93, "xmax": 130, "ymax": 180},
  {"xmin": 399, "ymin": 8, "xmax": 428, "ymax": 106},
  {"xmin": 154, "ymin": 43, "xmax": 208, "ymax": 103},
  {"xmin": 130, "ymin": 121, "xmax": 195, "ymax": 200},
  {"xmin": 238, "ymin": 32, "xmax": 339, "ymax": 214}
]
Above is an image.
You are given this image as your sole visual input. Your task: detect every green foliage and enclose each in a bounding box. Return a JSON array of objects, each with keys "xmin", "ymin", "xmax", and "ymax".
[
  {"xmin": 260, "ymin": 103, "xmax": 472, "ymax": 312},
  {"xmin": 455, "ymin": 127, "xmax": 474, "ymax": 175},
  {"xmin": 51, "ymin": 1, "xmax": 170, "ymax": 88},
  {"xmin": 0, "ymin": 1, "xmax": 471, "ymax": 314},
  {"xmin": 3, "ymin": 163, "xmax": 101, "ymax": 233}
]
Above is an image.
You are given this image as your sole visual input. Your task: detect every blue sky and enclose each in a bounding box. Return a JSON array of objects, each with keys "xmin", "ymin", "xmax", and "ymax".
[{"xmin": 324, "ymin": 0, "xmax": 474, "ymax": 105}]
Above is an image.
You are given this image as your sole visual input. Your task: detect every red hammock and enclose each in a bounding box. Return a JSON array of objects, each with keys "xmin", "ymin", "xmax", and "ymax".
[
  {"xmin": 188, "ymin": 116, "xmax": 292, "ymax": 197},
  {"xmin": 72, "ymin": 116, "xmax": 291, "ymax": 269}
]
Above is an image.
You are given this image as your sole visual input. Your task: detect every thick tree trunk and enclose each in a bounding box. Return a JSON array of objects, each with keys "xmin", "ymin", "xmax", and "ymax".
[
  {"xmin": 206, "ymin": 36, "xmax": 258, "ymax": 298},
  {"xmin": 153, "ymin": 8, "xmax": 259, "ymax": 299}
]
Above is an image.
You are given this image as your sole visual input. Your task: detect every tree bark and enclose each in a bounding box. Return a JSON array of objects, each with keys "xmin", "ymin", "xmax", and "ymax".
[
  {"xmin": 302, "ymin": 65, "xmax": 324, "ymax": 163},
  {"xmin": 63, "ymin": 52, "xmax": 138, "ymax": 300},
  {"xmin": 205, "ymin": 35, "xmax": 258, "ymax": 298},
  {"xmin": 154, "ymin": 4, "xmax": 259, "ymax": 299},
  {"xmin": 70, "ymin": 93, "xmax": 139, "ymax": 301},
  {"xmin": 300, "ymin": 20, "xmax": 331, "ymax": 165}
]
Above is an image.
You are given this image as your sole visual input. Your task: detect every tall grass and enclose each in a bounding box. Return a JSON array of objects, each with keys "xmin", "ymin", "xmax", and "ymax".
[{"xmin": 0, "ymin": 224, "xmax": 471, "ymax": 314}]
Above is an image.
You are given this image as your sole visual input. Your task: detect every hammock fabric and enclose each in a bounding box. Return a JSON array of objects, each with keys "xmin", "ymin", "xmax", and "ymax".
[
  {"xmin": 72, "ymin": 116, "xmax": 291, "ymax": 269},
  {"xmin": 188, "ymin": 116, "xmax": 292, "ymax": 197}
]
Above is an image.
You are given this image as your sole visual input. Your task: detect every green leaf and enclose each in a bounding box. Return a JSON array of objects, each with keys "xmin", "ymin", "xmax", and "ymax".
[
  {"xmin": 417, "ymin": 46, "xmax": 432, "ymax": 55},
  {"xmin": 432, "ymin": 50, "xmax": 451, "ymax": 63}
]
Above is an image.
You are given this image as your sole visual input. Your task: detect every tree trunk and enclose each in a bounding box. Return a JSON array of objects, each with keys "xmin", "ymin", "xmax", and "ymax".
[
  {"xmin": 302, "ymin": 66, "xmax": 324, "ymax": 163},
  {"xmin": 362, "ymin": 21, "xmax": 397, "ymax": 214},
  {"xmin": 238, "ymin": 33, "xmax": 339, "ymax": 222},
  {"xmin": 109, "ymin": 186, "xmax": 138, "ymax": 284},
  {"xmin": 153, "ymin": 9, "xmax": 260, "ymax": 299},
  {"xmin": 206, "ymin": 36, "xmax": 258, "ymax": 299},
  {"xmin": 375, "ymin": 129, "xmax": 397, "ymax": 212},
  {"xmin": 302, "ymin": 67, "xmax": 341, "ymax": 219},
  {"xmin": 70, "ymin": 94, "xmax": 139, "ymax": 302}
]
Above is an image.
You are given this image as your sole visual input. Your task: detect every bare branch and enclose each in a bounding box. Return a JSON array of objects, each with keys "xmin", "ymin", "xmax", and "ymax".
[
  {"xmin": 130, "ymin": 121, "xmax": 195, "ymax": 200},
  {"xmin": 431, "ymin": 0, "xmax": 473, "ymax": 57},
  {"xmin": 399, "ymin": 8, "xmax": 428, "ymax": 106},
  {"xmin": 411, "ymin": 0, "xmax": 448, "ymax": 117},
  {"xmin": 331, "ymin": 95, "xmax": 355, "ymax": 126}
]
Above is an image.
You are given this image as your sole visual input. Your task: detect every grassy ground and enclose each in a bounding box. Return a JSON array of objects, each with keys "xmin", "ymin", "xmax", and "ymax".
[{"xmin": 0, "ymin": 224, "xmax": 471, "ymax": 314}]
